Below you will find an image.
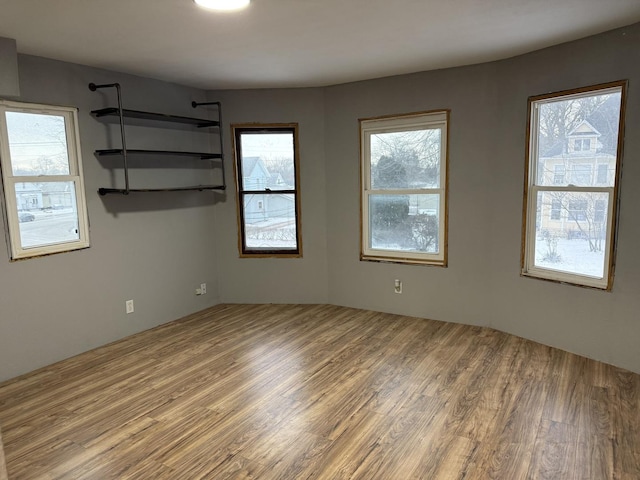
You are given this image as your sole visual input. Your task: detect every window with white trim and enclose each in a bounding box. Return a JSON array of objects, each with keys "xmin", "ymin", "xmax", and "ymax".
[
  {"xmin": 0, "ymin": 101, "xmax": 90, "ymax": 259},
  {"xmin": 360, "ymin": 110, "xmax": 448, "ymax": 265},
  {"xmin": 522, "ymin": 82, "xmax": 626, "ymax": 289}
]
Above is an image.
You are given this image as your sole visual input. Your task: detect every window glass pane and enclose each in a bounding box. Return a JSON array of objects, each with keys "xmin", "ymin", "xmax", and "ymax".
[
  {"xmin": 16, "ymin": 182, "xmax": 80, "ymax": 248},
  {"xmin": 370, "ymin": 128, "xmax": 441, "ymax": 189},
  {"xmin": 553, "ymin": 165, "xmax": 565, "ymax": 185},
  {"xmin": 596, "ymin": 164, "xmax": 609, "ymax": 184},
  {"xmin": 536, "ymin": 91, "xmax": 620, "ymax": 187},
  {"xmin": 239, "ymin": 132, "xmax": 294, "ymax": 191},
  {"xmin": 534, "ymin": 191, "xmax": 609, "ymax": 279},
  {"xmin": 5, "ymin": 111, "xmax": 71, "ymax": 176},
  {"xmin": 570, "ymin": 164, "xmax": 591, "ymax": 186},
  {"xmin": 369, "ymin": 194, "xmax": 440, "ymax": 253},
  {"xmin": 242, "ymin": 193, "xmax": 297, "ymax": 250},
  {"xmin": 550, "ymin": 199, "xmax": 562, "ymax": 220}
]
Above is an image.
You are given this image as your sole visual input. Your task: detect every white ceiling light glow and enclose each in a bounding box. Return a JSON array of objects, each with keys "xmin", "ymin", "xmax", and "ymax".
[{"xmin": 194, "ymin": 0, "xmax": 250, "ymax": 11}]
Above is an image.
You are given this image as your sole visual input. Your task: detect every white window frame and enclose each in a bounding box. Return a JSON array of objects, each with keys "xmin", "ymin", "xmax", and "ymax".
[
  {"xmin": 0, "ymin": 100, "xmax": 90, "ymax": 259},
  {"xmin": 522, "ymin": 82, "xmax": 626, "ymax": 290},
  {"xmin": 360, "ymin": 110, "xmax": 449, "ymax": 266}
]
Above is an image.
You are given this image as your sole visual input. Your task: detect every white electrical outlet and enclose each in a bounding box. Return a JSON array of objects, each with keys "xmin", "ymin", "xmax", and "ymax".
[
  {"xmin": 394, "ymin": 279, "xmax": 402, "ymax": 294},
  {"xmin": 126, "ymin": 299, "xmax": 134, "ymax": 314},
  {"xmin": 200, "ymin": 283, "xmax": 207, "ymax": 294}
]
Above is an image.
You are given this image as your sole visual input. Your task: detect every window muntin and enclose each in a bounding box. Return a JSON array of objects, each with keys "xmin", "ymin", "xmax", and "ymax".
[
  {"xmin": 232, "ymin": 124, "xmax": 301, "ymax": 257},
  {"xmin": 360, "ymin": 111, "xmax": 448, "ymax": 265},
  {"xmin": 522, "ymin": 82, "xmax": 625, "ymax": 289},
  {"xmin": 0, "ymin": 101, "xmax": 90, "ymax": 259}
]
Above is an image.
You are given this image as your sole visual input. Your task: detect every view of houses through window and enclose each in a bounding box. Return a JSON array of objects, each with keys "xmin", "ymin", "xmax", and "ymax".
[
  {"xmin": 232, "ymin": 125, "xmax": 301, "ymax": 256},
  {"xmin": 0, "ymin": 102, "xmax": 90, "ymax": 259},
  {"xmin": 523, "ymin": 82, "xmax": 625, "ymax": 288}
]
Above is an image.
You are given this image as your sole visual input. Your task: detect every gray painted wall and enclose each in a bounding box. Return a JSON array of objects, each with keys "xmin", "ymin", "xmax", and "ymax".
[
  {"xmin": 0, "ymin": 56, "xmax": 221, "ymax": 381},
  {"xmin": 324, "ymin": 64, "xmax": 500, "ymax": 327},
  {"xmin": 322, "ymin": 23, "xmax": 640, "ymax": 372},
  {"xmin": 1, "ymin": 22, "xmax": 639, "ymax": 382},
  {"xmin": 209, "ymin": 89, "xmax": 329, "ymax": 305},
  {"xmin": 0, "ymin": 37, "xmax": 19, "ymax": 98},
  {"xmin": 488, "ymin": 25, "xmax": 640, "ymax": 373}
]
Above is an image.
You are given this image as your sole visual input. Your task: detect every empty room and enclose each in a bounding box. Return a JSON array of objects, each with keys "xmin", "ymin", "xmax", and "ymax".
[{"xmin": 1, "ymin": 1, "xmax": 640, "ymax": 478}]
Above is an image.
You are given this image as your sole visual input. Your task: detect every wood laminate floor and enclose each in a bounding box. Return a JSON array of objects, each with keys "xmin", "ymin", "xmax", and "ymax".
[{"xmin": 0, "ymin": 304, "xmax": 639, "ymax": 479}]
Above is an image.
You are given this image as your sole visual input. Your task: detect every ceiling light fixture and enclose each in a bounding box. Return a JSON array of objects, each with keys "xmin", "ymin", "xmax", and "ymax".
[{"xmin": 194, "ymin": 0, "xmax": 250, "ymax": 11}]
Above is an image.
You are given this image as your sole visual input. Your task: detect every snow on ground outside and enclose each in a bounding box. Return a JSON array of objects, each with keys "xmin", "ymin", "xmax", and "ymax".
[{"xmin": 535, "ymin": 237, "xmax": 604, "ymax": 278}]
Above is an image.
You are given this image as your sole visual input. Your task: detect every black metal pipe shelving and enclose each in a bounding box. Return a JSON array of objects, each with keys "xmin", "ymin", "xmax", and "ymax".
[{"xmin": 88, "ymin": 83, "xmax": 225, "ymax": 195}]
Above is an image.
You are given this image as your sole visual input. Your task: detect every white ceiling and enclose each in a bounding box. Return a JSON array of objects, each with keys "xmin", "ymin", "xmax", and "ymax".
[{"xmin": 1, "ymin": 0, "xmax": 639, "ymax": 90}]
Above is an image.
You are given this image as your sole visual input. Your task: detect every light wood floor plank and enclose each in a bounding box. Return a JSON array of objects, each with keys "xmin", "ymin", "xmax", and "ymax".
[
  {"xmin": 0, "ymin": 429, "xmax": 8, "ymax": 480},
  {"xmin": 1, "ymin": 304, "xmax": 639, "ymax": 479}
]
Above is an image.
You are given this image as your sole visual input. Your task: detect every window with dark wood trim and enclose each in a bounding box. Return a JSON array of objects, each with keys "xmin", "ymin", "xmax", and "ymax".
[{"xmin": 232, "ymin": 124, "xmax": 302, "ymax": 257}]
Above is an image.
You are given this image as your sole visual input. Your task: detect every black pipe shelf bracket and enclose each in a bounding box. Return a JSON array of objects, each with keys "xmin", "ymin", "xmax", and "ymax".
[{"xmin": 88, "ymin": 82, "xmax": 226, "ymax": 195}]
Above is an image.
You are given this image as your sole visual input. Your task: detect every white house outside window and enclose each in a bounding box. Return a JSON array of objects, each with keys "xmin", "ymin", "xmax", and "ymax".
[
  {"xmin": 522, "ymin": 82, "xmax": 626, "ymax": 290},
  {"xmin": 0, "ymin": 101, "xmax": 90, "ymax": 259},
  {"xmin": 360, "ymin": 110, "xmax": 449, "ymax": 266}
]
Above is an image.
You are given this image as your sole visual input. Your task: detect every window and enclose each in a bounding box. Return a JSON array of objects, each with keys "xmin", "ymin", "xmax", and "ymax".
[
  {"xmin": 570, "ymin": 164, "xmax": 591, "ymax": 186},
  {"xmin": 574, "ymin": 138, "xmax": 591, "ymax": 151},
  {"xmin": 360, "ymin": 110, "xmax": 448, "ymax": 265},
  {"xmin": 0, "ymin": 101, "xmax": 90, "ymax": 259},
  {"xmin": 522, "ymin": 82, "xmax": 626, "ymax": 289},
  {"xmin": 594, "ymin": 199, "xmax": 606, "ymax": 223},
  {"xmin": 568, "ymin": 200, "xmax": 588, "ymax": 221},
  {"xmin": 553, "ymin": 165, "xmax": 565, "ymax": 185},
  {"xmin": 596, "ymin": 164, "xmax": 608, "ymax": 184},
  {"xmin": 550, "ymin": 199, "xmax": 562, "ymax": 220},
  {"xmin": 232, "ymin": 124, "xmax": 301, "ymax": 257}
]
